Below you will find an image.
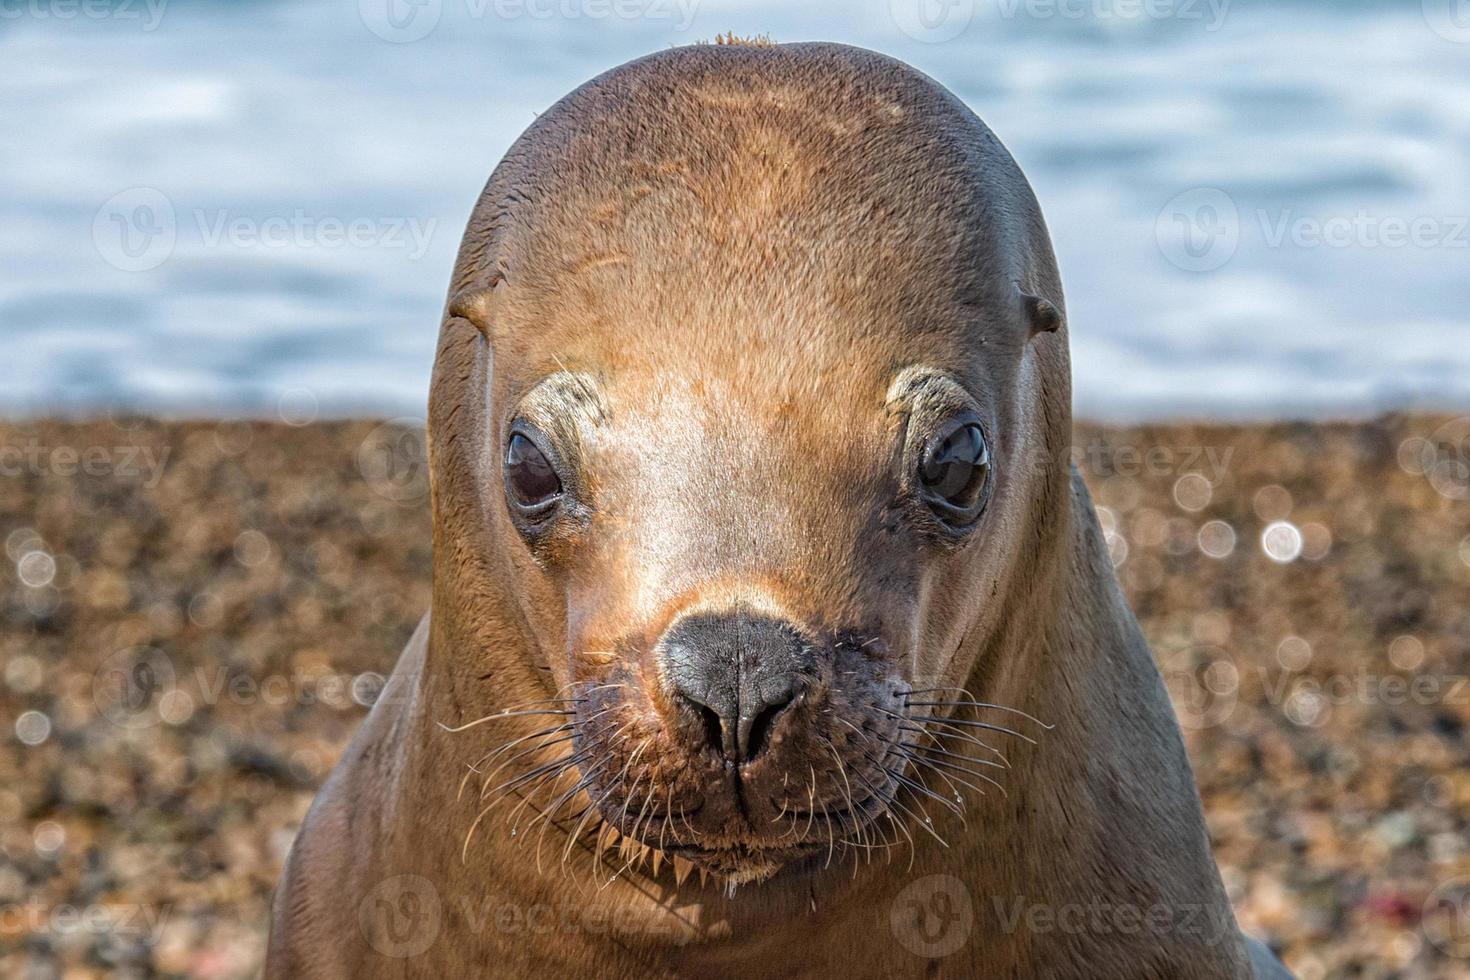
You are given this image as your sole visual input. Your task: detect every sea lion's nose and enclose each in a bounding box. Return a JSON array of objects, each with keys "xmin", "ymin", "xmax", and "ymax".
[{"xmin": 659, "ymin": 612, "xmax": 812, "ymax": 765}]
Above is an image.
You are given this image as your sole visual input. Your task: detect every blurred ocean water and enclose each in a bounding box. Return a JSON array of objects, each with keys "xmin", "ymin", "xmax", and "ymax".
[{"xmin": 2, "ymin": 0, "xmax": 1467, "ymax": 419}]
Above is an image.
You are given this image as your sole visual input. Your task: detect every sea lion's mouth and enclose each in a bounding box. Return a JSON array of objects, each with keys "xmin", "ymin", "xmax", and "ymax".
[
  {"xmin": 657, "ymin": 840, "xmax": 828, "ymax": 883},
  {"xmin": 556, "ymin": 669, "xmax": 920, "ymax": 881},
  {"xmin": 455, "ymin": 647, "xmax": 1043, "ymax": 883},
  {"xmin": 774, "ymin": 793, "xmax": 880, "ymax": 824}
]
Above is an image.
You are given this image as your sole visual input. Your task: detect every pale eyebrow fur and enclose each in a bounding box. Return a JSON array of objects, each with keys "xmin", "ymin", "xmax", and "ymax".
[
  {"xmin": 884, "ymin": 365, "xmax": 977, "ymax": 417},
  {"xmin": 519, "ymin": 369, "xmax": 608, "ymax": 429}
]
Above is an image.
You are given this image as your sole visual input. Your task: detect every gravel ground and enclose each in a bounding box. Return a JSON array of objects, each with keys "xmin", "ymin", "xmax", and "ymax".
[{"xmin": 1, "ymin": 415, "xmax": 1468, "ymax": 978}]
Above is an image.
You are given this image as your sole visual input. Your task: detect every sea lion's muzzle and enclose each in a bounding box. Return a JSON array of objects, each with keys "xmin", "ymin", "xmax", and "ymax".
[
  {"xmin": 659, "ymin": 611, "xmax": 812, "ymax": 765},
  {"xmin": 566, "ymin": 600, "xmax": 909, "ymax": 881}
]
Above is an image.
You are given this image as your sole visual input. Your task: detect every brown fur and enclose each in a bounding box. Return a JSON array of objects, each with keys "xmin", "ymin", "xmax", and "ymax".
[{"xmin": 267, "ymin": 42, "xmax": 1290, "ymax": 978}]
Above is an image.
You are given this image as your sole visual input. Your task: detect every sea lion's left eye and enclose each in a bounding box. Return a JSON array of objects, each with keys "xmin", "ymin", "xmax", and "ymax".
[
  {"xmin": 505, "ymin": 432, "xmax": 562, "ymax": 509},
  {"xmin": 918, "ymin": 420, "xmax": 990, "ymax": 517}
]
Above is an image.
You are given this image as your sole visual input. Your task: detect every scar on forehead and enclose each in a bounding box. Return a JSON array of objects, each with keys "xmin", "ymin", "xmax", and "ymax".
[{"xmin": 569, "ymin": 251, "xmax": 630, "ymax": 275}]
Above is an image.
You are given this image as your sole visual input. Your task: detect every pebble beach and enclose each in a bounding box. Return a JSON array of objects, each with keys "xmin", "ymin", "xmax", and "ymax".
[{"xmin": 2, "ymin": 414, "xmax": 1468, "ymax": 978}]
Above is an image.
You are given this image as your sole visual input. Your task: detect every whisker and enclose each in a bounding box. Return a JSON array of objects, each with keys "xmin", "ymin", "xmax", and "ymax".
[
  {"xmin": 842, "ymin": 760, "xmax": 915, "ymax": 861},
  {"xmin": 881, "ymin": 759, "xmax": 968, "ymax": 817},
  {"xmin": 438, "ymin": 707, "xmax": 576, "ymax": 733},
  {"xmin": 910, "ymin": 743, "xmax": 1008, "ymax": 771},
  {"xmin": 659, "ymin": 786, "xmax": 674, "ymax": 854},
  {"xmin": 896, "ymin": 721, "xmax": 1008, "ymax": 765},
  {"xmin": 464, "ymin": 755, "xmax": 581, "ymax": 862},
  {"xmin": 819, "ymin": 738, "xmax": 853, "ymax": 867},
  {"xmin": 471, "ymin": 726, "xmax": 576, "ymax": 775},
  {"xmin": 630, "ymin": 781, "xmax": 659, "ymax": 851},
  {"xmin": 881, "ymin": 708, "xmax": 1036, "ymax": 745},
  {"xmin": 903, "ymin": 699, "xmax": 1053, "ymax": 730},
  {"xmin": 902, "ymin": 748, "xmax": 1008, "ymax": 797},
  {"xmin": 458, "ymin": 724, "xmax": 574, "ymax": 802},
  {"xmin": 477, "ymin": 733, "xmax": 580, "ymax": 792},
  {"xmin": 504, "ymin": 765, "xmax": 578, "ymax": 836},
  {"xmin": 804, "ymin": 766, "xmax": 818, "ymax": 841},
  {"xmin": 482, "ymin": 749, "xmax": 592, "ymax": 803},
  {"xmin": 835, "ymin": 718, "xmax": 965, "ymax": 824},
  {"xmin": 529, "ymin": 768, "xmax": 605, "ymax": 870},
  {"xmin": 560, "ymin": 736, "xmax": 644, "ymax": 868},
  {"xmin": 564, "ymin": 780, "xmax": 620, "ymax": 863},
  {"xmin": 901, "ymin": 758, "xmax": 990, "ymax": 802}
]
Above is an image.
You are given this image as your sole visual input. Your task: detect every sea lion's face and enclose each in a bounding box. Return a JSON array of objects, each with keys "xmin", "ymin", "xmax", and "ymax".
[
  {"xmin": 454, "ymin": 49, "xmax": 1060, "ymax": 881},
  {"xmin": 485, "ymin": 264, "xmax": 1034, "ymax": 883}
]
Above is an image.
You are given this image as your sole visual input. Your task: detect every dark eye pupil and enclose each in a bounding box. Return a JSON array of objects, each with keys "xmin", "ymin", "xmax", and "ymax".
[
  {"xmin": 920, "ymin": 423, "xmax": 989, "ymax": 506},
  {"xmin": 506, "ymin": 433, "xmax": 561, "ymax": 506}
]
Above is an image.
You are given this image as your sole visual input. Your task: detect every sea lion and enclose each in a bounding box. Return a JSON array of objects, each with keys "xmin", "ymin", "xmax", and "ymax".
[{"xmin": 266, "ymin": 41, "xmax": 1292, "ymax": 979}]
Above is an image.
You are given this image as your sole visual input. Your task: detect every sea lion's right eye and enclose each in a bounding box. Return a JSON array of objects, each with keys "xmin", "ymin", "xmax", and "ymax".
[
  {"xmin": 916, "ymin": 418, "xmax": 992, "ymax": 528},
  {"xmin": 505, "ymin": 432, "xmax": 562, "ymax": 509}
]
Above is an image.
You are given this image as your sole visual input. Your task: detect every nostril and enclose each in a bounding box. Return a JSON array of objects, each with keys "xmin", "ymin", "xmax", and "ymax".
[
  {"xmin": 694, "ymin": 701, "xmax": 724, "ymax": 757},
  {"xmin": 660, "ymin": 612, "xmax": 816, "ymax": 765},
  {"xmin": 742, "ymin": 689, "xmax": 797, "ymax": 763}
]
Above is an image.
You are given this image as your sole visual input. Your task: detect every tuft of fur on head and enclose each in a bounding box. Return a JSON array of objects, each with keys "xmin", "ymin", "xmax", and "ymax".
[{"xmin": 705, "ymin": 31, "xmax": 775, "ymax": 47}]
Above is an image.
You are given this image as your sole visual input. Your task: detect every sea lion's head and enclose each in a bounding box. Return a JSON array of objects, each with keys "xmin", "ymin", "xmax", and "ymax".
[{"xmin": 429, "ymin": 42, "xmax": 1071, "ymax": 884}]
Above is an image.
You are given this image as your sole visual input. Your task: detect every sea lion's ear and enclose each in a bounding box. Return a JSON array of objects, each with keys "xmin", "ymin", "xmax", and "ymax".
[
  {"xmin": 447, "ymin": 276, "xmax": 501, "ymax": 338},
  {"xmin": 1016, "ymin": 283, "xmax": 1064, "ymax": 341},
  {"xmin": 448, "ymin": 288, "xmax": 495, "ymax": 337}
]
